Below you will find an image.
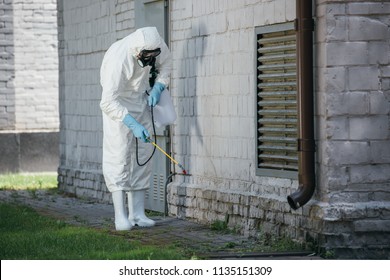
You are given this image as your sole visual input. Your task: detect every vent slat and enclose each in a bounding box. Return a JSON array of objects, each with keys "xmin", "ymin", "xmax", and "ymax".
[
  {"xmin": 258, "ymin": 81, "xmax": 296, "ymax": 88},
  {"xmin": 259, "ymin": 145, "xmax": 297, "ymax": 152},
  {"xmin": 258, "ymin": 34, "xmax": 296, "ymax": 44},
  {"xmin": 259, "ymin": 154, "xmax": 298, "ymax": 161},
  {"xmin": 258, "ymin": 53, "xmax": 296, "ymax": 62},
  {"xmin": 259, "ymin": 109, "xmax": 297, "ymax": 116},
  {"xmin": 258, "ymin": 44, "xmax": 296, "ymax": 53},
  {"xmin": 259, "ymin": 163, "xmax": 298, "ymax": 170},
  {"xmin": 258, "ymin": 63, "xmax": 296, "ymax": 71},
  {"xmin": 259, "ymin": 136, "xmax": 297, "ymax": 143},
  {"xmin": 258, "ymin": 72, "xmax": 296, "ymax": 79},
  {"xmin": 258, "ymin": 127, "xmax": 297, "ymax": 133},
  {"xmin": 258, "ymin": 91, "xmax": 296, "ymax": 97},
  {"xmin": 258, "ymin": 100, "xmax": 297, "ymax": 106}
]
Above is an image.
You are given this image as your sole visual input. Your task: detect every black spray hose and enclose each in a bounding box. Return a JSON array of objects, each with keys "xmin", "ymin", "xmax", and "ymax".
[
  {"xmin": 136, "ymin": 91, "xmax": 188, "ymax": 175},
  {"xmin": 135, "ymin": 102, "xmax": 157, "ymax": 166}
]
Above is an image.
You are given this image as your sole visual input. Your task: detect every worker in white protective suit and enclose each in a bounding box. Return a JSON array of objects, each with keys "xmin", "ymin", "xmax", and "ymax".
[{"xmin": 100, "ymin": 27, "xmax": 171, "ymax": 231}]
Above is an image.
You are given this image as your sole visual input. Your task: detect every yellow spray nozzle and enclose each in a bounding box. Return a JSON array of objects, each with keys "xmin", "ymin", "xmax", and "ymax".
[{"xmin": 147, "ymin": 137, "xmax": 187, "ymax": 174}]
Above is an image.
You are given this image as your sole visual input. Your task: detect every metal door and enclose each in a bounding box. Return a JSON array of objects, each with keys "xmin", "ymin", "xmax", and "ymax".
[{"xmin": 135, "ymin": 0, "xmax": 170, "ymax": 213}]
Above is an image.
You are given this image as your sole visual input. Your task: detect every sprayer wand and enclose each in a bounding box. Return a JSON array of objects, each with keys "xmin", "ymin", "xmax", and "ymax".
[{"xmin": 146, "ymin": 137, "xmax": 187, "ymax": 174}]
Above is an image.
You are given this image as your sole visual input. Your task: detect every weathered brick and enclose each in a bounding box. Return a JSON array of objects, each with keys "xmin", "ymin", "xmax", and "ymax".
[
  {"xmin": 354, "ymin": 220, "xmax": 390, "ymax": 232},
  {"xmin": 350, "ymin": 164, "xmax": 390, "ymax": 184}
]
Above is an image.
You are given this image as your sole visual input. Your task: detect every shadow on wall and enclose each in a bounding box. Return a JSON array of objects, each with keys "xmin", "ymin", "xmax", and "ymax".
[
  {"xmin": 0, "ymin": 132, "xmax": 59, "ymax": 174},
  {"xmin": 174, "ymin": 21, "xmax": 208, "ymax": 218}
]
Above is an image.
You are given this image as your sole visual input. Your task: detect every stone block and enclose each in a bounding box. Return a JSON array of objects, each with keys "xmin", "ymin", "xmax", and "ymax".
[
  {"xmin": 349, "ymin": 116, "xmax": 388, "ymax": 140},
  {"xmin": 325, "ymin": 14, "xmax": 348, "ymax": 41},
  {"xmin": 350, "ymin": 164, "xmax": 390, "ymax": 184},
  {"xmin": 317, "ymin": 67, "xmax": 346, "ymax": 93},
  {"xmin": 349, "ymin": 16, "xmax": 389, "ymax": 41},
  {"xmin": 325, "ymin": 117, "xmax": 349, "ymax": 140},
  {"xmin": 348, "ymin": 3, "xmax": 390, "ymax": 16},
  {"xmin": 348, "ymin": 66, "xmax": 380, "ymax": 91},
  {"xmin": 368, "ymin": 42, "xmax": 390, "ymax": 65},
  {"xmin": 370, "ymin": 91, "xmax": 390, "ymax": 115},
  {"xmin": 370, "ymin": 141, "xmax": 390, "ymax": 164},
  {"xmin": 326, "ymin": 42, "xmax": 368, "ymax": 66},
  {"xmin": 326, "ymin": 140, "xmax": 371, "ymax": 165},
  {"xmin": 327, "ymin": 92, "xmax": 369, "ymax": 116}
]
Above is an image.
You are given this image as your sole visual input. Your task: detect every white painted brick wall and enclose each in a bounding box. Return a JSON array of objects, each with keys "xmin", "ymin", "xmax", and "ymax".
[
  {"xmin": 171, "ymin": 0, "xmax": 295, "ymax": 192},
  {"xmin": 10, "ymin": 0, "xmax": 59, "ymax": 131},
  {"xmin": 0, "ymin": 0, "xmax": 15, "ymax": 129},
  {"xmin": 58, "ymin": 0, "xmax": 135, "ymax": 185}
]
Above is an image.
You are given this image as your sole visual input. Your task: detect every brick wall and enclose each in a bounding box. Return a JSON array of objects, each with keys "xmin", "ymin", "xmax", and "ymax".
[
  {"xmin": 57, "ymin": 0, "xmax": 135, "ymax": 201},
  {"xmin": 0, "ymin": 0, "xmax": 59, "ymax": 131},
  {"xmin": 0, "ymin": 0, "xmax": 15, "ymax": 129}
]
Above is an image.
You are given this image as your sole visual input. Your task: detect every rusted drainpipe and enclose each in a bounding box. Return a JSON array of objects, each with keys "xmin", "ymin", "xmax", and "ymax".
[{"xmin": 287, "ymin": 0, "xmax": 315, "ymax": 210}]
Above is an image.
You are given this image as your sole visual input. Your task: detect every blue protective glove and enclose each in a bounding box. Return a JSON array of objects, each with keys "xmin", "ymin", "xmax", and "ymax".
[
  {"xmin": 148, "ymin": 82, "xmax": 165, "ymax": 107},
  {"xmin": 122, "ymin": 114, "xmax": 150, "ymax": 143}
]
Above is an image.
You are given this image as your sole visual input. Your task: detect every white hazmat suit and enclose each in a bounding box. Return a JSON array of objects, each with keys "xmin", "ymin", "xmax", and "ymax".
[{"xmin": 100, "ymin": 27, "xmax": 171, "ymax": 230}]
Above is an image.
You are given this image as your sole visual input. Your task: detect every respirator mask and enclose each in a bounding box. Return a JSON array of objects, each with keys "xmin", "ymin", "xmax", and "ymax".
[{"xmin": 137, "ymin": 48, "xmax": 161, "ymax": 68}]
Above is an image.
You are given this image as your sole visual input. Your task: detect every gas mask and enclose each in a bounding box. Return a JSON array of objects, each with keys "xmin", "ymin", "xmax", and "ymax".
[{"xmin": 137, "ymin": 48, "xmax": 161, "ymax": 68}]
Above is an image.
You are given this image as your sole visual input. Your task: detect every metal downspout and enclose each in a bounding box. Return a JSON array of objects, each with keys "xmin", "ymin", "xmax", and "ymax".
[{"xmin": 287, "ymin": 0, "xmax": 315, "ymax": 210}]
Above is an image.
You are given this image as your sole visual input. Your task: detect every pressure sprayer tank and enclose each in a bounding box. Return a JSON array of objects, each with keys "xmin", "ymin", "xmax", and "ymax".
[{"xmin": 152, "ymin": 89, "xmax": 177, "ymax": 127}]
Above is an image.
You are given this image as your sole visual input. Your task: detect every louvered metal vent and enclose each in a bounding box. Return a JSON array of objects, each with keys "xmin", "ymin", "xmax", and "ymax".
[{"xmin": 256, "ymin": 22, "xmax": 298, "ymax": 178}]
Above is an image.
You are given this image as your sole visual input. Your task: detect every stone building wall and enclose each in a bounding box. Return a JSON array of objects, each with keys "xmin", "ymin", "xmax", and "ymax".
[{"xmin": 314, "ymin": 0, "xmax": 390, "ymax": 257}]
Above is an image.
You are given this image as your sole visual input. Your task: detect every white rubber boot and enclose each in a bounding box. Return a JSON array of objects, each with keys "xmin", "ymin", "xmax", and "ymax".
[
  {"xmin": 127, "ymin": 190, "xmax": 156, "ymax": 227},
  {"xmin": 112, "ymin": 191, "xmax": 132, "ymax": 231}
]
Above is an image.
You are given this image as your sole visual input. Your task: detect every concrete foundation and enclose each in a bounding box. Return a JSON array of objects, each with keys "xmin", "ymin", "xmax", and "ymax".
[{"xmin": 0, "ymin": 132, "xmax": 59, "ymax": 173}]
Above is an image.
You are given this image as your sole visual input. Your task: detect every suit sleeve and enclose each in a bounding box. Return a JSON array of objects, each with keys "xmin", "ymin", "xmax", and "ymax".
[{"xmin": 100, "ymin": 54, "xmax": 134, "ymax": 121}]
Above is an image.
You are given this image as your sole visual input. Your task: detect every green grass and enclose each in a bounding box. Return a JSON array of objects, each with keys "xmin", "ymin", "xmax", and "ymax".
[
  {"xmin": 0, "ymin": 173, "xmax": 187, "ymax": 260},
  {"xmin": 0, "ymin": 173, "xmax": 57, "ymax": 190},
  {"xmin": 0, "ymin": 202, "xmax": 186, "ymax": 260}
]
